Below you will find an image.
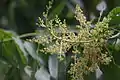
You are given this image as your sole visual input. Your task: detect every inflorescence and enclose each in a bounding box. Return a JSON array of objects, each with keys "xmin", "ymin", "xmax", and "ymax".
[{"xmin": 31, "ymin": 1, "xmax": 113, "ymax": 80}]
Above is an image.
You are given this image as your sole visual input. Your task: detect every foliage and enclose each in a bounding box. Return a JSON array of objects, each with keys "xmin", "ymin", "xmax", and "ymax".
[{"xmin": 0, "ymin": 0, "xmax": 120, "ymax": 80}]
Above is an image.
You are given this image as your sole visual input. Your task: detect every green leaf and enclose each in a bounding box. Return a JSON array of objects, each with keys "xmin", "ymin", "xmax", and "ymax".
[
  {"xmin": 24, "ymin": 42, "xmax": 44, "ymax": 65},
  {"xmin": 0, "ymin": 29, "xmax": 13, "ymax": 41},
  {"xmin": 84, "ymin": 72, "xmax": 96, "ymax": 80},
  {"xmin": 0, "ymin": 29, "xmax": 27, "ymax": 67},
  {"xmin": 101, "ymin": 63, "xmax": 120, "ymax": 80},
  {"xmin": 4, "ymin": 67, "xmax": 22, "ymax": 80},
  {"xmin": 0, "ymin": 33, "xmax": 17, "ymax": 66},
  {"xmin": 48, "ymin": 54, "xmax": 58, "ymax": 79},
  {"xmin": 48, "ymin": 0, "xmax": 66, "ymax": 19},
  {"xmin": 13, "ymin": 37, "xmax": 27, "ymax": 65},
  {"xmin": 35, "ymin": 66, "xmax": 50, "ymax": 80},
  {"xmin": 114, "ymin": 39, "xmax": 120, "ymax": 51},
  {"xmin": 107, "ymin": 7, "xmax": 120, "ymax": 26},
  {"xmin": 2, "ymin": 41, "xmax": 16, "ymax": 58},
  {"xmin": 58, "ymin": 59, "xmax": 67, "ymax": 80}
]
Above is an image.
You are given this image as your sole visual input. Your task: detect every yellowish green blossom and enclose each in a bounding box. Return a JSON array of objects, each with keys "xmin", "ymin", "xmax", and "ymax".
[{"xmin": 32, "ymin": 1, "xmax": 113, "ymax": 80}]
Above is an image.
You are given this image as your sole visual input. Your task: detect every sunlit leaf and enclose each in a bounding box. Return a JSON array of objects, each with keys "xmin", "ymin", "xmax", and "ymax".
[
  {"xmin": 48, "ymin": 54, "xmax": 58, "ymax": 79},
  {"xmin": 35, "ymin": 66, "xmax": 50, "ymax": 80}
]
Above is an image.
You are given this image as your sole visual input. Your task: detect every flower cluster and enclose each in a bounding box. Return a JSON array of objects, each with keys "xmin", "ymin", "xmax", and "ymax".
[{"xmin": 32, "ymin": 1, "xmax": 113, "ymax": 80}]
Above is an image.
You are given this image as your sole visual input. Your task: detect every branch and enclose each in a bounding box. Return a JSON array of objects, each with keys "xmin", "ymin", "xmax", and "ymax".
[{"xmin": 50, "ymin": 30, "xmax": 92, "ymax": 43}]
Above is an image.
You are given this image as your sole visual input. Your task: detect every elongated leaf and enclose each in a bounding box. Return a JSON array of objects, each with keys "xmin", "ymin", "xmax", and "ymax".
[
  {"xmin": 35, "ymin": 66, "xmax": 50, "ymax": 80},
  {"xmin": 0, "ymin": 29, "xmax": 17, "ymax": 66},
  {"xmin": 114, "ymin": 39, "xmax": 120, "ymax": 51},
  {"xmin": 101, "ymin": 63, "xmax": 120, "ymax": 80},
  {"xmin": 48, "ymin": 54, "xmax": 58, "ymax": 79},
  {"xmin": 24, "ymin": 42, "xmax": 44, "ymax": 65},
  {"xmin": 13, "ymin": 37, "xmax": 27, "ymax": 65},
  {"xmin": 0, "ymin": 29, "xmax": 27, "ymax": 66},
  {"xmin": 2, "ymin": 41, "xmax": 18, "ymax": 66},
  {"xmin": 4, "ymin": 67, "xmax": 22, "ymax": 80},
  {"xmin": 0, "ymin": 29, "xmax": 13, "ymax": 40},
  {"xmin": 58, "ymin": 59, "xmax": 67, "ymax": 80},
  {"xmin": 107, "ymin": 7, "xmax": 120, "ymax": 26},
  {"xmin": 49, "ymin": 0, "xmax": 66, "ymax": 19}
]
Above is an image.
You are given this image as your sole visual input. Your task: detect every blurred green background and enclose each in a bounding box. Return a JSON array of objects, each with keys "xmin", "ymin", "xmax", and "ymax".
[
  {"xmin": 0, "ymin": 0, "xmax": 120, "ymax": 80},
  {"xmin": 0, "ymin": 0, "xmax": 120, "ymax": 34}
]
